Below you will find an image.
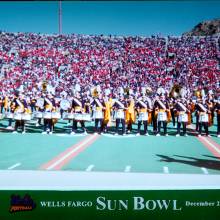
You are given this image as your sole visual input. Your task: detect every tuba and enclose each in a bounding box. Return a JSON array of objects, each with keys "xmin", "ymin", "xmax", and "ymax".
[
  {"xmin": 169, "ymin": 84, "xmax": 182, "ymax": 98},
  {"xmin": 91, "ymin": 87, "xmax": 99, "ymax": 98},
  {"xmin": 42, "ymin": 80, "xmax": 48, "ymax": 92},
  {"xmin": 124, "ymin": 87, "xmax": 130, "ymax": 96},
  {"xmin": 194, "ymin": 90, "xmax": 201, "ymax": 98}
]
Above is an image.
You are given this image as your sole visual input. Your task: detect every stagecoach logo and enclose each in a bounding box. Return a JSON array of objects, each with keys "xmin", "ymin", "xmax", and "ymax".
[{"xmin": 9, "ymin": 194, "xmax": 36, "ymax": 213}]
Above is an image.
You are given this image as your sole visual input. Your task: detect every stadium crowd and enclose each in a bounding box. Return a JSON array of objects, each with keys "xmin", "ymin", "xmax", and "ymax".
[{"xmin": 0, "ymin": 32, "xmax": 219, "ymax": 97}]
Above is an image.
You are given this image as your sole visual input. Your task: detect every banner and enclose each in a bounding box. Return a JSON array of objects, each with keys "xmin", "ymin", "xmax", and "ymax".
[{"xmin": 0, "ymin": 190, "xmax": 220, "ymax": 219}]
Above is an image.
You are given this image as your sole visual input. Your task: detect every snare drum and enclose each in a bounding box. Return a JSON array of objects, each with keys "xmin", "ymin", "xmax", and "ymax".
[
  {"xmin": 93, "ymin": 111, "xmax": 103, "ymax": 119},
  {"xmin": 157, "ymin": 111, "xmax": 167, "ymax": 122},
  {"xmin": 74, "ymin": 113, "xmax": 83, "ymax": 121},
  {"xmin": 5, "ymin": 112, "xmax": 14, "ymax": 119},
  {"xmin": 43, "ymin": 112, "xmax": 52, "ymax": 119},
  {"xmin": 178, "ymin": 113, "xmax": 188, "ymax": 123},
  {"xmin": 63, "ymin": 112, "xmax": 74, "ymax": 120},
  {"xmin": 21, "ymin": 113, "xmax": 31, "ymax": 121},
  {"xmin": 138, "ymin": 112, "xmax": 148, "ymax": 121},
  {"xmin": 52, "ymin": 112, "xmax": 61, "ymax": 119},
  {"xmin": 34, "ymin": 111, "xmax": 43, "ymax": 119},
  {"xmin": 82, "ymin": 113, "xmax": 91, "ymax": 121},
  {"xmin": 14, "ymin": 112, "xmax": 22, "ymax": 120},
  {"xmin": 199, "ymin": 113, "xmax": 209, "ymax": 123},
  {"xmin": 115, "ymin": 110, "xmax": 125, "ymax": 119}
]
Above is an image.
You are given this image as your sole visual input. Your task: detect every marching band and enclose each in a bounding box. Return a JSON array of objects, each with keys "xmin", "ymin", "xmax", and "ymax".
[{"xmin": 0, "ymin": 85, "xmax": 220, "ymax": 138}]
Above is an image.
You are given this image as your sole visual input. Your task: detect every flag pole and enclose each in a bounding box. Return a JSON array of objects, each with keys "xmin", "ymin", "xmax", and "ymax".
[{"xmin": 58, "ymin": 1, "xmax": 62, "ymax": 35}]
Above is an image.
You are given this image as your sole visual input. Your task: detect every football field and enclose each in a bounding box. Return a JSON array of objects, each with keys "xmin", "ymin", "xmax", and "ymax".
[{"xmin": 0, "ymin": 118, "xmax": 220, "ymax": 176}]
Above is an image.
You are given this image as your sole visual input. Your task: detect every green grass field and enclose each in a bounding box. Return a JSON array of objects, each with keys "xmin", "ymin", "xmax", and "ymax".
[{"xmin": 0, "ymin": 118, "xmax": 220, "ymax": 175}]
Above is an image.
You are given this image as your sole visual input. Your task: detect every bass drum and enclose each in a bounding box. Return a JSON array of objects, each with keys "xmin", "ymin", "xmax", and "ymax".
[
  {"xmin": 60, "ymin": 99, "xmax": 71, "ymax": 111},
  {"xmin": 36, "ymin": 98, "xmax": 44, "ymax": 109}
]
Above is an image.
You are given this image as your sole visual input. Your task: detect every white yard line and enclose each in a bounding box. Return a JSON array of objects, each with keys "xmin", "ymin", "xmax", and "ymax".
[
  {"xmin": 124, "ymin": 166, "xmax": 131, "ymax": 172},
  {"xmin": 201, "ymin": 167, "xmax": 209, "ymax": 175},
  {"xmin": 163, "ymin": 166, "xmax": 169, "ymax": 174},
  {"xmin": 86, "ymin": 165, "xmax": 94, "ymax": 172},
  {"xmin": 8, "ymin": 163, "xmax": 21, "ymax": 170}
]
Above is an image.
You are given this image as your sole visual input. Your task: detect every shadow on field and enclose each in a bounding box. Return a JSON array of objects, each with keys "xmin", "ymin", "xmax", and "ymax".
[{"xmin": 156, "ymin": 154, "xmax": 220, "ymax": 171}]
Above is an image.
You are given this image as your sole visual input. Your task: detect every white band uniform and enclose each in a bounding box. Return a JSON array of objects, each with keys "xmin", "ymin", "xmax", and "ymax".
[
  {"xmin": 114, "ymin": 110, "xmax": 125, "ymax": 119},
  {"xmin": 93, "ymin": 110, "xmax": 103, "ymax": 119},
  {"xmin": 62, "ymin": 112, "xmax": 74, "ymax": 120},
  {"xmin": 82, "ymin": 113, "xmax": 91, "ymax": 121},
  {"xmin": 138, "ymin": 112, "xmax": 148, "ymax": 121},
  {"xmin": 199, "ymin": 113, "xmax": 209, "ymax": 123},
  {"xmin": 21, "ymin": 113, "xmax": 31, "ymax": 121},
  {"xmin": 43, "ymin": 112, "xmax": 52, "ymax": 119},
  {"xmin": 178, "ymin": 112, "xmax": 188, "ymax": 123},
  {"xmin": 74, "ymin": 113, "xmax": 83, "ymax": 121},
  {"xmin": 13, "ymin": 112, "xmax": 31, "ymax": 121},
  {"xmin": 33, "ymin": 111, "xmax": 43, "ymax": 119},
  {"xmin": 5, "ymin": 112, "xmax": 14, "ymax": 119},
  {"xmin": 157, "ymin": 111, "xmax": 167, "ymax": 122}
]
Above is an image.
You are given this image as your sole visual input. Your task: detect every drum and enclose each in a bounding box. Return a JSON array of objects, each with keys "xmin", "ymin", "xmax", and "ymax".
[
  {"xmin": 178, "ymin": 113, "xmax": 188, "ymax": 123},
  {"xmin": 63, "ymin": 112, "xmax": 74, "ymax": 120},
  {"xmin": 157, "ymin": 111, "xmax": 167, "ymax": 121},
  {"xmin": 33, "ymin": 111, "xmax": 43, "ymax": 119},
  {"xmin": 5, "ymin": 112, "xmax": 14, "ymax": 119},
  {"xmin": 36, "ymin": 98, "xmax": 44, "ymax": 108},
  {"xmin": 199, "ymin": 113, "xmax": 209, "ymax": 123},
  {"xmin": 21, "ymin": 113, "xmax": 31, "ymax": 121},
  {"xmin": 43, "ymin": 112, "xmax": 52, "ymax": 119},
  {"xmin": 93, "ymin": 111, "xmax": 103, "ymax": 119},
  {"xmin": 82, "ymin": 113, "xmax": 91, "ymax": 121},
  {"xmin": 14, "ymin": 112, "xmax": 22, "ymax": 120},
  {"xmin": 74, "ymin": 113, "xmax": 83, "ymax": 121},
  {"xmin": 52, "ymin": 112, "xmax": 61, "ymax": 119},
  {"xmin": 60, "ymin": 99, "xmax": 71, "ymax": 111},
  {"xmin": 138, "ymin": 112, "xmax": 148, "ymax": 121},
  {"xmin": 115, "ymin": 110, "xmax": 125, "ymax": 119}
]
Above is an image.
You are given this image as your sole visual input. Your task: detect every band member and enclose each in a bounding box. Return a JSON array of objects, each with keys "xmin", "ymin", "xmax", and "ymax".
[
  {"xmin": 215, "ymin": 97, "xmax": 220, "ymax": 137},
  {"xmin": 154, "ymin": 93, "xmax": 170, "ymax": 136},
  {"xmin": 101, "ymin": 94, "xmax": 112, "ymax": 133},
  {"xmin": 42, "ymin": 93, "xmax": 56, "ymax": 134},
  {"xmin": 207, "ymin": 91, "xmax": 215, "ymax": 127},
  {"xmin": 35, "ymin": 93, "xmax": 45, "ymax": 127},
  {"xmin": 169, "ymin": 98, "xmax": 176, "ymax": 127},
  {"xmin": 174, "ymin": 98, "xmax": 191, "ymax": 137},
  {"xmin": 196, "ymin": 98, "xmax": 211, "ymax": 137},
  {"xmin": 71, "ymin": 92, "xmax": 87, "ymax": 135},
  {"xmin": 12, "ymin": 93, "xmax": 29, "ymax": 134},
  {"xmin": 125, "ymin": 95, "xmax": 135, "ymax": 134},
  {"xmin": 91, "ymin": 94, "xmax": 104, "ymax": 134},
  {"xmin": 135, "ymin": 95, "xmax": 152, "ymax": 136},
  {"xmin": 112, "ymin": 95, "xmax": 126, "ymax": 135}
]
